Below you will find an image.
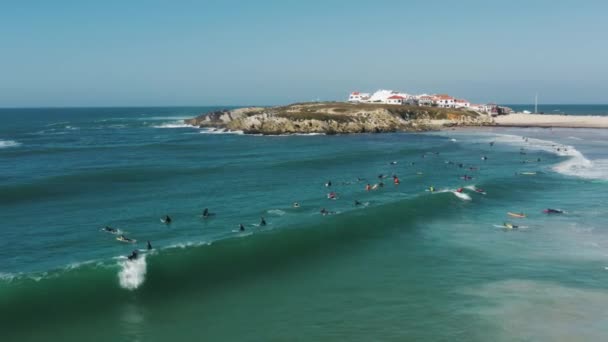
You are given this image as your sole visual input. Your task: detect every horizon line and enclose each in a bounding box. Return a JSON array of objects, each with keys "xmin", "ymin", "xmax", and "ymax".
[{"xmin": 2, "ymin": 102, "xmax": 608, "ymax": 110}]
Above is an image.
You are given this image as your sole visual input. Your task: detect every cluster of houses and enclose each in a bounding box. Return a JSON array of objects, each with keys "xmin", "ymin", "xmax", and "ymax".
[{"xmin": 348, "ymin": 90, "xmax": 512, "ymax": 116}]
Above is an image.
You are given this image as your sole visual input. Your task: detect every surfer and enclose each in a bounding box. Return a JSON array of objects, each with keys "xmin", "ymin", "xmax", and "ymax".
[
  {"xmin": 117, "ymin": 235, "xmax": 134, "ymax": 243},
  {"xmin": 239, "ymin": 224, "xmax": 245, "ymax": 231},
  {"xmin": 147, "ymin": 241, "xmax": 152, "ymax": 250},
  {"xmin": 365, "ymin": 184, "xmax": 371, "ymax": 191},
  {"xmin": 482, "ymin": 156, "xmax": 488, "ymax": 161},
  {"xmin": 456, "ymin": 188, "xmax": 464, "ymax": 193},
  {"xmin": 162, "ymin": 215, "xmax": 172, "ymax": 224},
  {"xmin": 354, "ymin": 200, "xmax": 362, "ymax": 206},
  {"xmin": 293, "ymin": 202, "xmax": 300, "ymax": 208},
  {"xmin": 325, "ymin": 180, "xmax": 332, "ymax": 187},
  {"xmin": 393, "ymin": 175, "xmax": 400, "ymax": 185},
  {"xmin": 378, "ymin": 182, "xmax": 384, "ymax": 188},
  {"xmin": 320, "ymin": 208, "xmax": 329, "ymax": 216},
  {"xmin": 103, "ymin": 226, "xmax": 118, "ymax": 234},
  {"xmin": 202, "ymin": 208, "xmax": 210, "ymax": 218},
  {"xmin": 544, "ymin": 208, "xmax": 564, "ymax": 214},
  {"xmin": 490, "ymin": 141, "xmax": 494, "ymax": 146},
  {"xmin": 429, "ymin": 186, "xmax": 435, "ymax": 192},
  {"xmin": 327, "ymin": 192, "xmax": 337, "ymax": 200},
  {"xmin": 503, "ymin": 222, "xmax": 518, "ymax": 229},
  {"xmin": 260, "ymin": 217, "xmax": 266, "ymax": 226},
  {"xmin": 390, "ymin": 161, "xmax": 398, "ymax": 165},
  {"xmin": 127, "ymin": 250, "xmax": 138, "ymax": 261}
]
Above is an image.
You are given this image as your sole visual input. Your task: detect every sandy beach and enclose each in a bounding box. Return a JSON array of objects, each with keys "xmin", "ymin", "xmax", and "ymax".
[{"xmin": 494, "ymin": 113, "xmax": 608, "ymax": 128}]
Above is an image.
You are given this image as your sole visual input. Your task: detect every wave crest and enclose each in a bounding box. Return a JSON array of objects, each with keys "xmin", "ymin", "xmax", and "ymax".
[
  {"xmin": 118, "ymin": 255, "xmax": 147, "ymax": 290},
  {"xmin": 0, "ymin": 140, "xmax": 21, "ymax": 148}
]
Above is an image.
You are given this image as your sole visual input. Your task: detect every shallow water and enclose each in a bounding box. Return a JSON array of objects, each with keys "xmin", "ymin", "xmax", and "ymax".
[{"xmin": 1, "ymin": 108, "xmax": 607, "ymax": 341}]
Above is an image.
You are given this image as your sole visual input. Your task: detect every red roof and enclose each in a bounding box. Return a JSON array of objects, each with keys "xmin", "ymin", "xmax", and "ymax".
[
  {"xmin": 387, "ymin": 95, "xmax": 404, "ymax": 100},
  {"xmin": 352, "ymin": 91, "xmax": 360, "ymax": 95},
  {"xmin": 434, "ymin": 94, "xmax": 454, "ymax": 100}
]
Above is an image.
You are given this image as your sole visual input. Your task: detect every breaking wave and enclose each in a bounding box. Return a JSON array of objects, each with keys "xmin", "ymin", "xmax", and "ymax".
[
  {"xmin": 0, "ymin": 140, "xmax": 21, "ymax": 148},
  {"xmin": 152, "ymin": 121, "xmax": 196, "ymax": 129},
  {"xmin": 118, "ymin": 255, "xmax": 147, "ymax": 290},
  {"xmin": 489, "ymin": 133, "xmax": 608, "ymax": 180}
]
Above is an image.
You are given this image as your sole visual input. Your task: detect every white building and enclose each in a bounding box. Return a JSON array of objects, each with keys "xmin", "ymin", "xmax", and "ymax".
[
  {"xmin": 433, "ymin": 94, "xmax": 455, "ymax": 108},
  {"xmin": 453, "ymin": 99, "xmax": 470, "ymax": 108},
  {"xmin": 348, "ymin": 91, "xmax": 371, "ymax": 102},
  {"xmin": 367, "ymin": 89, "xmax": 395, "ymax": 103},
  {"xmin": 385, "ymin": 95, "xmax": 405, "ymax": 105},
  {"xmin": 418, "ymin": 95, "xmax": 434, "ymax": 106}
]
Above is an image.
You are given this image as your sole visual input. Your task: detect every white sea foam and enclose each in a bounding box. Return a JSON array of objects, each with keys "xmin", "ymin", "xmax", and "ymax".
[
  {"xmin": 0, "ymin": 140, "xmax": 21, "ymax": 148},
  {"xmin": 0, "ymin": 272, "xmax": 16, "ymax": 282},
  {"xmin": 452, "ymin": 191, "xmax": 471, "ymax": 201},
  {"xmin": 152, "ymin": 121, "xmax": 196, "ymax": 129},
  {"xmin": 165, "ymin": 241, "xmax": 211, "ymax": 249},
  {"xmin": 199, "ymin": 128, "xmax": 244, "ymax": 135},
  {"xmin": 267, "ymin": 209, "xmax": 286, "ymax": 216},
  {"xmin": 118, "ymin": 255, "xmax": 147, "ymax": 290},
  {"xmin": 489, "ymin": 133, "xmax": 608, "ymax": 180}
]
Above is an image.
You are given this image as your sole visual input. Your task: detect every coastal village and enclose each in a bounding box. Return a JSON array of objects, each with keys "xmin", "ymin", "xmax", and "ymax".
[{"xmin": 348, "ymin": 90, "xmax": 512, "ymax": 116}]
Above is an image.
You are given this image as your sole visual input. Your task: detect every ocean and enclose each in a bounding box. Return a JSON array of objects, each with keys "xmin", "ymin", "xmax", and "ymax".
[
  {"xmin": 1, "ymin": 106, "xmax": 608, "ymax": 341},
  {"xmin": 507, "ymin": 104, "xmax": 608, "ymax": 115}
]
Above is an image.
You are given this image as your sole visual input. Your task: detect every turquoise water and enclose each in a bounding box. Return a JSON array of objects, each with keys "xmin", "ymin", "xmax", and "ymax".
[{"xmin": 1, "ymin": 107, "xmax": 608, "ymax": 341}]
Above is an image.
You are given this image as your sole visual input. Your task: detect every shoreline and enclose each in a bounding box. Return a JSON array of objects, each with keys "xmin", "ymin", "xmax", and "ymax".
[{"xmin": 490, "ymin": 113, "xmax": 608, "ymax": 129}]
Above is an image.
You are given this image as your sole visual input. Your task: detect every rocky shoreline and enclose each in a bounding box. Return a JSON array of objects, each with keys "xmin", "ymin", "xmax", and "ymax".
[{"xmin": 184, "ymin": 102, "xmax": 493, "ymax": 135}]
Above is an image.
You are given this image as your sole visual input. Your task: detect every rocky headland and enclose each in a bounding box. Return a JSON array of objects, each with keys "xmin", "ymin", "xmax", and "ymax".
[{"xmin": 184, "ymin": 102, "xmax": 492, "ymax": 135}]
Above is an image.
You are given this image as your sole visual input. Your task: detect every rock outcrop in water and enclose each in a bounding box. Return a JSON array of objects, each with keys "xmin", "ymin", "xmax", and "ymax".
[{"xmin": 184, "ymin": 102, "xmax": 491, "ymax": 135}]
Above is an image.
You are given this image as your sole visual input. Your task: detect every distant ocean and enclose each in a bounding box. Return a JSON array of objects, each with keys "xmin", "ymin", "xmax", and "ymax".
[
  {"xmin": 1, "ymin": 106, "xmax": 608, "ymax": 341},
  {"xmin": 507, "ymin": 104, "xmax": 608, "ymax": 115}
]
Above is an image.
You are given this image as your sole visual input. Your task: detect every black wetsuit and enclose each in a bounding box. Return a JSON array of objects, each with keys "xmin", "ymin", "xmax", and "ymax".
[{"xmin": 128, "ymin": 250, "xmax": 138, "ymax": 261}]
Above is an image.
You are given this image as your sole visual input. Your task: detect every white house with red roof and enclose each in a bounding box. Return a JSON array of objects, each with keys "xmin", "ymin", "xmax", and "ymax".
[
  {"xmin": 453, "ymin": 99, "xmax": 470, "ymax": 108},
  {"xmin": 348, "ymin": 91, "xmax": 370, "ymax": 102},
  {"xmin": 417, "ymin": 95, "xmax": 434, "ymax": 106},
  {"xmin": 433, "ymin": 94, "xmax": 455, "ymax": 108},
  {"xmin": 385, "ymin": 95, "xmax": 405, "ymax": 105}
]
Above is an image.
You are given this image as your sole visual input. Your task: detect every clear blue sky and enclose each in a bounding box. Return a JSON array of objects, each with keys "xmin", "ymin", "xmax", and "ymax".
[{"xmin": 1, "ymin": 0, "xmax": 607, "ymax": 107}]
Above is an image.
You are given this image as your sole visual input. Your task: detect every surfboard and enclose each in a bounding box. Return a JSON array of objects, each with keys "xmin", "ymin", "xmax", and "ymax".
[
  {"xmin": 508, "ymin": 212, "xmax": 526, "ymax": 218},
  {"xmin": 116, "ymin": 237, "xmax": 136, "ymax": 243}
]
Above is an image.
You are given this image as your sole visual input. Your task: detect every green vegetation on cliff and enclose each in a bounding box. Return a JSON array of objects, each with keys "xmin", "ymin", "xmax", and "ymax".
[{"xmin": 185, "ymin": 102, "xmax": 488, "ymax": 135}]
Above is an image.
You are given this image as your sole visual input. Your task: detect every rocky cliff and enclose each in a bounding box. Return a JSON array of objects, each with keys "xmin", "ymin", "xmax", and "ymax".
[{"xmin": 184, "ymin": 102, "xmax": 491, "ymax": 135}]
